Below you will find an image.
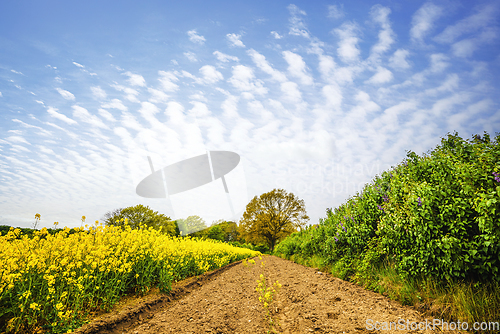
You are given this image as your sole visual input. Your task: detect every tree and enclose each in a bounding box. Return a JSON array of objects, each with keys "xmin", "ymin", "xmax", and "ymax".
[
  {"xmin": 175, "ymin": 219, "xmax": 188, "ymax": 236},
  {"xmin": 102, "ymin": 204, "xmax": 176, "ymax": 235},
  {"xmin": 222, "ymin": 221, "xmax": 239, "ymax": 242},
  {"xmin": 102, "ymin": 207, "xmax": 123, "ymax": 225},
  {"xmin": 207, "ymin": 219, "xmax": 239, "ymax": 241},
  {"xmin": 207, "ymin": 224, "xmax": 224, "ymax": 241},
  {"xmin": 239, "ymin": 189, "xmax": 309, "ymax": 251},
  {"xmin": 176, "ymin": 215, "xmax": 207, "ymax": 235}
]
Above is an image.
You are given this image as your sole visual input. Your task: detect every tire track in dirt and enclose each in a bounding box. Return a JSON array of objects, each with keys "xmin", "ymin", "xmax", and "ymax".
[{"xmin": 77, "ymin": 256, "xmax": 459, "ymax": 334}]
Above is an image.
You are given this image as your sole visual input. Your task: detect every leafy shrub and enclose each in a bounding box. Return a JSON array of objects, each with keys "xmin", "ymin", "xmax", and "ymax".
[{"xmin": 275, "ymin": 132, "xmax": 500, "ymax": 283}]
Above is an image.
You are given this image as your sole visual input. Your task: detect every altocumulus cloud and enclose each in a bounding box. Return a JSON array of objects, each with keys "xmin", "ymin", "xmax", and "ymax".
[{"xmin": 0, "ymin": 1, "xmax": 498, "ymax": 228}]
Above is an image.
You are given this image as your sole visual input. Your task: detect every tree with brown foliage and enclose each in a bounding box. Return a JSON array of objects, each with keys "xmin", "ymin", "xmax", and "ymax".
[{"xmin": 239, "ymin": 189, "xmax": 309, "ymax": 251}]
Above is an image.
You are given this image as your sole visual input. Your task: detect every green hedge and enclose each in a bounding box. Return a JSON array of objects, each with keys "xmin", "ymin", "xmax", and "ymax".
[{"xmin": 275, "ymin": 132, "xmax": 500, "ymax": 282}]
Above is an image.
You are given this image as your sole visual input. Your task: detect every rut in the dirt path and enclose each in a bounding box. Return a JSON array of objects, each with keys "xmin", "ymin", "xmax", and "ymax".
[{"xmin": 78, "ymin": 256, "xmax": 457, "ymax": 334}]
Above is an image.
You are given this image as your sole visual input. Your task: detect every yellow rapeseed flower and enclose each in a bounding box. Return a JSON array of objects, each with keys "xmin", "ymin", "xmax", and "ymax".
[
  {"xmin": 1, "ymin": 218, "xmax": 259, "ymax": 332},
  {"xmin": 29, "ymin": 303, "xmax": 40, "ymax": 311}
]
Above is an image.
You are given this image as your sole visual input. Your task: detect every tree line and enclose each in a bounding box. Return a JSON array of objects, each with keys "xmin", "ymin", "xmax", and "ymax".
[
  {"xmin": 100, "ymin": 188, "xmax": 308, "ymax": 252},
  {"xmin": 2, "ymin": 189, "xmax": 309, "ymax": 253}
]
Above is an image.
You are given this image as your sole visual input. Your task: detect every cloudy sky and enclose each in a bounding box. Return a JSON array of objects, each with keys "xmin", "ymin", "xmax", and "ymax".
[{"xmin": 1, "ymin": 0, "xmax": 499, "ymax": 229}]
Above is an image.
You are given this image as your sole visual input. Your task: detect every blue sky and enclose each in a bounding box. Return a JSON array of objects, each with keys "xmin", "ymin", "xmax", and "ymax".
[{"xmin": 1, "ymin": 0, "xmax": 499, "ymax": 229}]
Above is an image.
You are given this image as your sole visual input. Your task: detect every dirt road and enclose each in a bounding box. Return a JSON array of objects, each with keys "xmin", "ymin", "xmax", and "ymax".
[{"xmin": 77, "ymin": 256, "xmax": 459, "ymax": 334}]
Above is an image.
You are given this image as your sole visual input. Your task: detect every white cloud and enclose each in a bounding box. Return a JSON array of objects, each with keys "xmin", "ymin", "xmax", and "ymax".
[
  {"xmin": 317, "ymin": 55, "xmax": 336, "ymax": 82},
  {"xmin": 282, "ymin": 51, "xmax": 313, "ymax": 85},
  {"xmin": 0, "ymin": 92, "xmax": 2, "ymax": 97},
  {"xmin": 373, "ymin": 100, "xmax": 418, "ymax": 131},
  {"xmin": 434, "ymin": 3, "xmax": 498, "ymax": 44},
  {"xmin": 180, "ymin": 70, "xmax": 196, "ymax": 80},
  {"xmin": 199, "ymin": 65, "xmax": 223, "ymax": 84},
  {"xmin": 204, "ymin": 117, "xmax": 226, "ymax": 147},
  {"xmin": 91, "ymin": 86, "xmax": 107, "ymax": 99},
  {"xmin": 45, "ymin": 122, "xmax": 78, "ymax": 139},
  {"xmin": 148, "ymin": 88, "xmax": 169, "ymax": 104},
  {"xmin": 11, "ymin": 69, "xmax": 24, "ymax": 75},
  {"xmin": 72, "ymin": 61, "xmax": 84, "ymax": 68},
  {"xmin": 56, "ymin": 88, "xmax": 75, "ymax": 101},
  {"xmin": 38, "ymin": 145, "xmax": 55, "ymax": 155},
  {"xmin": 120, "ymin": 112, "xmax": 144, "ymax": 132},
  {"xmin": 287, "ymin": 4, "xmax": 310, "ymax": 38},
  {"xmin": 187, "ymin": 29, "xmax": 206, "ymax": 44},
  {"xmin": 6, "ymin": 135, "xmax": 31, "ymax": 145},
  {"xmin": 11, "ymin": 119, "xmax": 52, "ymax": 137},
  {"xmin": 429, "ymin": 53, "xmax": 449, "ymax": 72},
  {"xmin": 247, "ymin": 100, "xmax": 274, "ymax": 122},
  {"xmin": 10, "ymin": 145, "xmax": 30, "ymax": 153},
  {"xmin": 138, "ymin": 102, "xmax": 161, "ymax": 126},
  {"xmin": 189, "ymin": 101, "xmax": 211, "ymax": 118},
  {"xmin": 333, "ymin": 66, "xmax": 357, "ymax": 84},
  {"xmin": 410, "ymin": 2, "xmax": 443, "ymax": 43},
  {"xmin": 365, "ymin": 67, "xmax": 393, "ymax": 84},
  {"xmin": 451, "ymin": 28, "xmax": 497, "ymax": 58},
  {"xmin": 423, "ymin": 73, "xmax": 459, "ymax": 96},
  {"xmin": 267, "ymin": 99, "xmax": 290, "ymax": 118},
  {"xmin": 226, "ymin": 33, "xmax": 245, "ymax": 47},
  {"xmin": 429, "ymin": 93, "xmax": 471, "ymax": 117},
  {"xmin": 348, "ymin": 91, "xmax": 381, "ymax": 125},
  {"xmin": 451, "ymin": 39, "xmax": 476, "ymax": 58},
  {"xmin": 158, "ymin": 71, "xmax": 179, "ymax": 92},
  {"xmin": 98, "ymin": 109, "xmax": 116, "ymax": 122},
  {"xmin": 101, "ymin": 98, "xmax": 128, "ymax": 111},
  {"xmin": 189, "ymin": 92, "xmax": 208, "ymax": 102},
  {"xmin": 322, "ymin": 84, "xmax": 343, "ymax": 110},
  {"xmin": 72, "ymin": 105, "xmax": 108, "ymax": 129},
  {"xmin": 247, "ymin": 49, "xmax": 287, "ymax": 82},
  {"xmin": 328, "ymin": 5, "xmax": 344, "ymax": 20},
  {"xmin": 165, "ymin": 101, "xmax": 186, "ymax": 125},
  {"xmin": 124, "ymin": 72, "xmax": 146, "ymax": 87},
  {"xmin": 369, "ymin": 5, "xmax": 395, "ymax": 59},
  {"xmin": 179, "ymin": 67, "xmax": 223, "ymax": 85},
  {"xmin": 47, "ymin": 107, "xmax": 77, "ymax": 125},
  {"xmin": 228, "ymin": 65, "xmax": 268, "ymax": 96},
  {"xmin": 221, "ymin": 95, "xmax": 240, "ymax": 119},
  {"xmin": 241, "ymin": 92, "xmax": 255, "ymax": 100},
  {"xmin": 184, "ymin": 52, "xmax": 198, "ymax": 62},
  {"xmin": 281, "ymin": 81, "xmax": 302, "ymax": 103},
  {"xmin": 271, "ymin": 31, "xmax": 283, "ymax": 39},
  {"xmin": 389, "ymin": 49, "xmax": 411, "ymax": 70},
  {"xmin": 112, "ymin": 84, "xmax": 140, "ymax": 103},
  {"xmin": 213, "ymin": 51, "xmax": 239, "ymax": 62},
  {"xmin": 334, "ymin": 22, "xmax": 361, "ymax": 63}
]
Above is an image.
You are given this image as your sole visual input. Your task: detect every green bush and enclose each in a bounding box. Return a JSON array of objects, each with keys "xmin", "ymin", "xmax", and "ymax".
[{"xmin": 275, "ymin": 132, "xmax": 500, "ymax": 283}]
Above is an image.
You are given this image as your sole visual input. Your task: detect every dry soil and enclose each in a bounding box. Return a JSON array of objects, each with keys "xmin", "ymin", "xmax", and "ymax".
[{"xmin": 75, "ymin": 256, "xmax": 462, "ymax": 334}]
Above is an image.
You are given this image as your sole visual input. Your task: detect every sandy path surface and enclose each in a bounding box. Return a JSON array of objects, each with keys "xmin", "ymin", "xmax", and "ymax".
[{"xmin": 77, "ymin": 256, "xmax": 459, "ymax": 334}]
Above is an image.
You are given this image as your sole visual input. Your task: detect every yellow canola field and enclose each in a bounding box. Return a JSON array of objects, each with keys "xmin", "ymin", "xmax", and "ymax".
[{"xmin": 0, "ymin": 224, "xmax": 259, "ymax": 333}]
